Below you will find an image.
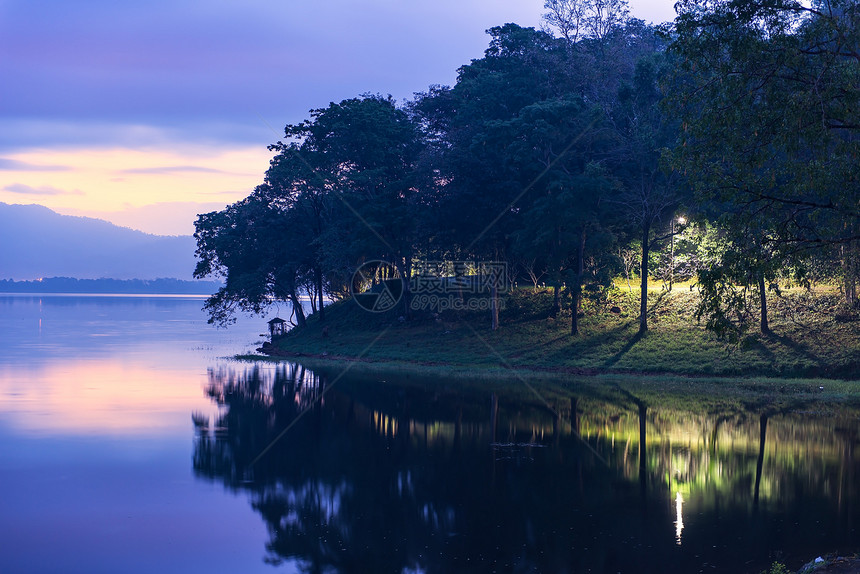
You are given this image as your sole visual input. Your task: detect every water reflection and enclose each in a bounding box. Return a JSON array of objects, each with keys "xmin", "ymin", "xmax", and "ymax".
[
  {"xmin": 0, "ymin": 295, "xmax": 287, "ymax": 573},
  {"xmin": 194, "ymin": 365, "xmax": 860, "ymax": 573},
  {"xmin": 0, "ymin": 295, "xmax": 264, "ymax": 436},
  {"xmin": 0, "ymin": 358, "xmax": 217, "ymax": 434}
]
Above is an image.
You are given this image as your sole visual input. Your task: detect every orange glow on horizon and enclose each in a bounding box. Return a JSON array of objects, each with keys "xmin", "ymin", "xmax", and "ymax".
[{"xmin": 0, "ymin": 145, "xmax": 272, "ymax": 235}]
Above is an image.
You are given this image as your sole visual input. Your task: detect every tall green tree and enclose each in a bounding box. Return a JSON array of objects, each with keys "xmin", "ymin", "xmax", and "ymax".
[
  {"xmin": 193, "ymin": 192, "xmax": 313, "ymax": 327},
  {"xmin": 487, "ymin": 95, "xmax": 613, "ymax": 334},
  {"xmin": 670, "ymin": 0, "xmax": 860, "ymax": 307},
  {"xmin": 196, "ymin": 95, "xmax": 426, "ymax": 326},
  {"xmin": 416, "ymin": 24, "xmax": 574, "ymax": 329},
  {"xmin": 694, "ymin": 217, "xmax": 785, "ymax": 339},
  {"xmin": 612, "ymin": 52, "xmax": 687, "ymax": 334},
  {"xmin": 259, "ymin": 139, "xmax": 332, "ymax": 321},
  {"xmin": 544, "ymin": 3, "xmax": 686, "ymax": 333},
  {"xmin": 268, "ymin": 95, "xmax": 426, "ymax": 317}
]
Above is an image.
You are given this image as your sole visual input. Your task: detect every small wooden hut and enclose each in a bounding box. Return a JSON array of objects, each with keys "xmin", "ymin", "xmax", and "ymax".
[{"xmin": 267, "ymin": 317, "xmax": 287, "ymax": 338}]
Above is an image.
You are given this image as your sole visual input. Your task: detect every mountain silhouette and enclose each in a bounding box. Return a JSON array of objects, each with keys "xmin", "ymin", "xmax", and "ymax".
[{"xmin": 0, "ymin": 203, "xmax": 200, "ymax": 280}]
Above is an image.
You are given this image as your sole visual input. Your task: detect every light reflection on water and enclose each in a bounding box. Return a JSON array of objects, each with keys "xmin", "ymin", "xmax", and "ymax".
[
  {"xmin": 0, "ymin": 295, "xmax": 270, "ymax": 436},
  {"xmin": 2, "ymin": 295, "xmax": 860, "ymax": 574},
  {"xmin": 0, "ymin": 294, "xmax": 286, "ymax": 574},
  {"xmin": 195, "ymin": 364, "xmax": 860, "ymax": 574},
  {"xmin": 674, "ymin": 491, "xmax": 684, "ymax": 545}
]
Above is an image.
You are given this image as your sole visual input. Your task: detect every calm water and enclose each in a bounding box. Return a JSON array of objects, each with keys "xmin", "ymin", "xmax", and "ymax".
[{"xmin": 1, "ymin": 295, "xmax": 859, "ymax": 573}]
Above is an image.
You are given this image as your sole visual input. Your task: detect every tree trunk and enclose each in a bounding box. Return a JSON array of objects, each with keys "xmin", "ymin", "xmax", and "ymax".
[
  {"xmin": 489, "ymin": 251, "xmax": 501, "ymax": 330},
  {"xmin": 639, "ymin": 220, "xmax": 651, "ymax": 335},
  {"xmin": 396, "ymin": 256, "xmax": 412, "ymax": 320},
  {"xmin": 758, "ymin": 275, "xmax": 770, "ymax": 335},
  {"xmin": 309, "ymin": 285, "xmax": 317, "ymax": 314},
  {"xmin": 491, "ymin": 282, "xmax": 499, "ymax": 331},
  {"xmin": 843, "ymin": 241, "xmax": 858, "ymax": 308},
  {"xmin": 289, "ymin": 292, "xmax": 306, "ymax": 327},
  {"xmin": 571, "ymin": 228, "xmax": 585, "ymax": 336},
  {"xmin": 551, "ymin": 284, "xmax": 560, "ymax": 317},
  {"xmin": 315, "ymin": 266, "xmax": 325, "ymax": 322}
]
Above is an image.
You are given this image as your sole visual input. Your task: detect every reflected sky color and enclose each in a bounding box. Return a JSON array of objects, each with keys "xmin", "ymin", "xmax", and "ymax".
[
  {"xmin": 0, "ymin": 358, "xmax": 219, "ymax": 435},
  {"xmin": 0, "ymin": 295, "xmax": 267, "ymax": 435},
  {"xmin": 0, "ymin": 295, "xmax": 283, "ymax": 573}
]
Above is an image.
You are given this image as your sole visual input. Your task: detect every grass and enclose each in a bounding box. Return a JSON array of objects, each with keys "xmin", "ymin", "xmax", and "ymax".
[{"xmin": 263, "ymin": 285, "xmax": 859, "ymax": 381}]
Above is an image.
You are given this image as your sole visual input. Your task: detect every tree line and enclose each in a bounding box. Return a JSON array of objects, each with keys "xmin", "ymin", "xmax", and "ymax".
[
  {"xmin": 0, "ymin": 277, "xmax": 222, "ymax": 295},
  {"xmin": 194, "ymin": 0, "xmax": 859, "ymax": 340}
]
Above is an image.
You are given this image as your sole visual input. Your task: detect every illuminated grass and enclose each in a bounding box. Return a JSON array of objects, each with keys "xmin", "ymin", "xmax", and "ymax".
[{"xmin": 263, "ymin": 287, "xmax": 859, "ymax": 381}]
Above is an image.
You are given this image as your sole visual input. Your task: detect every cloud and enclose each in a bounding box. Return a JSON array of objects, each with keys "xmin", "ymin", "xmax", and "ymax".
[
  {"xmin": 0, "ymin": 0, "xmax": 678, "ymax": 154},
  {"xmin": 0, "ymin": 158, "xmax": 70, "ymax": 171},
  {"xmin": 3, "ymin": 183, "xmax": 84, "ymax": 196},
  {"xmin": 0, "ymin": 0, "xmax": 546, "ymax": 150},
  {"xmin": 118, "ymin": 165, "xmax": 228, "ymax": 175},
  {"xmin": 0, "ymin": 119, "xmax": 273, "ymax": 153}
]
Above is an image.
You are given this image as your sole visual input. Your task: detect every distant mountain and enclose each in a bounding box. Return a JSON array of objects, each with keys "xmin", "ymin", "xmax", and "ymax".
[{"xmin": 0, "ymin": 203, "xmax": 202, "ymax": 280}]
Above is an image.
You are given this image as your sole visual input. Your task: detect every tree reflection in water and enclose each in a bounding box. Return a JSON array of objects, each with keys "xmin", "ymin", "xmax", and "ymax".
[{"xmin": 193, "ymin": 364, "xmax": 860, "ymax": 573}]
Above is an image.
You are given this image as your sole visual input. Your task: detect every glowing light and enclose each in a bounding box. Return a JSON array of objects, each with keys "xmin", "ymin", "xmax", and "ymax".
[
  {"xmin": 677, "ymin": 216, "xmax": 687, "ymax": 225},
  {"xmin": 675, "ymin": 491, "xmax": 684, "ymax": 545}
]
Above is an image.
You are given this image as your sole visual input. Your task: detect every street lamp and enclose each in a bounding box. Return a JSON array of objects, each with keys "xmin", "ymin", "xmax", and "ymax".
[{"xmin": 670, "ymin": 216, "xmax": 686, "ymax": 292}]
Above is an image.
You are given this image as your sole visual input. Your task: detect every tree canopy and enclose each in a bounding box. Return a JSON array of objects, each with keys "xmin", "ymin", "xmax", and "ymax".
[{"xmin": 194, "ymin": 0, "xmax": 859, "ymax": 340}]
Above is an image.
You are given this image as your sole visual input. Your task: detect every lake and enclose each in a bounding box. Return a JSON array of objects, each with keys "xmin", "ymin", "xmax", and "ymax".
[{"xmin": 1, "ymin": 295, "xmax": 858, "ymax": 573}]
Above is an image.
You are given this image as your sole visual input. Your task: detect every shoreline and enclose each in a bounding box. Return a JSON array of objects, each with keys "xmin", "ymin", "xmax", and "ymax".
[
  {"xmin": 247, "ymin": 288, "xmax": 859, "ymax": 388},
  {"xmin": 238, "ymin": 350, "xmax": 860, "ymax": 415},
  {"xmin": 248, "ymin": 346, "xmax": 853, "ymax": 383}
]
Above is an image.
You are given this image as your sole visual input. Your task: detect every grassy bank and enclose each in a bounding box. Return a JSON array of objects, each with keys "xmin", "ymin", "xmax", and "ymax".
[{"xmin": 265, "ymin": 286, "xmax": 859, "ymax": 380}]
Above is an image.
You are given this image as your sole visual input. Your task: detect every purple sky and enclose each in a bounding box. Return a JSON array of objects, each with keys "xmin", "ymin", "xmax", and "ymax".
[{"xmin": 0, "ymin": 0, "xmax": 678, "ymax": 234}]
